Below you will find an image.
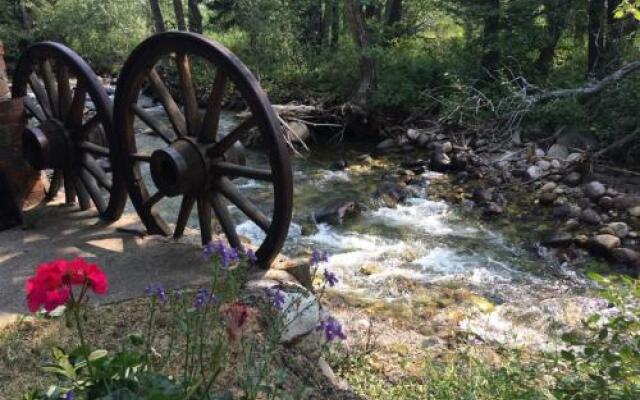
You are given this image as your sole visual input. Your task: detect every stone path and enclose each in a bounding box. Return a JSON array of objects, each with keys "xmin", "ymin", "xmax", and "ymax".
[{"xmin": 0, "ymin": 200, "xmax": 214, "ymax": 327}]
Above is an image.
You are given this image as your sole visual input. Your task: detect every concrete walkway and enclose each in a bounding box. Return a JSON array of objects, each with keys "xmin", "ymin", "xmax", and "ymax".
[{"xmin": 0, "ymin": 201, "xmax": 214, "ymax": 327}]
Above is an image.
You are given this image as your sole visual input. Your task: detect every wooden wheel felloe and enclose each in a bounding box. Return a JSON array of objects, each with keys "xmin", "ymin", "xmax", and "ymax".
[
  {"xmin": 12, "ymin": 42, "xmax": 127, "ymax": 221},
  {"xmin": 113, "ymin": 32, "xmax": 293, "ymax": 267}
]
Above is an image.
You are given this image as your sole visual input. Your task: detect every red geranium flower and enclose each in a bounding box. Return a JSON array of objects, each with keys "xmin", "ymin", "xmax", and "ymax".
[{"xmin": 25, "ymin": 258, "xmax": 108, "ymax": 313}]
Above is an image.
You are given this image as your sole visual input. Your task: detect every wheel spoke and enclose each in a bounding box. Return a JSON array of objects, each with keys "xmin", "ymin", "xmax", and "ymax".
[
  {"xmin": 199, "ymin": 70, "xmax": 226, "ymax": 143},
  {"xmin": 41, "ymin": 60, "xmax": 59, "ymax": 118},
  {"xmin": 213, "ymin": 161, "xmax": 273, "ymax": 182},
  {"xmin": 148, "ymin": 67, "xmax": 187, "ymax": 136},
  {"xmin": 79, "ymin": 169, "xmax": 106, "ymax": 214},
  {"xmin": 144, "ymin": 191, "xmax": 165, "ymax": 212},
  {"xmin": 79, "ymin": 141, "xmax": 109, "ymax": 157},
  {"xmin": 75, "ymin": 114, "xmax": 101, "ymax": 140},
  {"xmin": 45, "ymin": 169, "xmax": 63, "ymax": 201},
  {"xmin": 209, "ymin": 191, "xmax": 242, "ymax": 250},
  {"xmin": 174, "ymin": 195, "xmax": 195, "ymax": 238},
  {"xmin": 81, "ymin": 156, "xmax": 113, "ymax": 190},
  {"xmin": 74, "ymin": 175, "xmax": 92, "ymax": 210},
  {"xmin": 130, "ymin": 152, "xmax": 152, "ymax": 162},
  {"xmin": 132, "ymin": 104, "xmax": 175, "ymax": 144},
  {"xmin": 206, "ymin": 117, "xmax": 256, "ymax": 157},
  {"xmin": 24, "ymin": 96, "xmax": 46, "ymax": 122},
  {"xmin": 175, "ymin": 53, "xmax": 199, "ymax": 136},
  {"xmin": 197, "ymin": 196, "xmax": 212, "ymax": 245},
  {"xmin": 63, "ymin": 169, "xmax": 77, "ymax": 205},
  {"xmin": 214, "ymin": 176, "xmax": 270, "ymax": 232},
  {"xmin": 66, "ymin": 82, "xmax": 87, "ymax": 128},
  {"xmin": 56, "ymin": 63, "xmax": 72, "ymax": 120},
  {"xmin": 28, "ymin": 73, "xmax": 52, "ymax": 118}
]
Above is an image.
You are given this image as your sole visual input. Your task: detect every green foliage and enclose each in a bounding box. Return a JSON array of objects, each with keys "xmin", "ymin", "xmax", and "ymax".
[{"xmin": 27, "ymin": 0, "xmax": 150, "ymax": 73}]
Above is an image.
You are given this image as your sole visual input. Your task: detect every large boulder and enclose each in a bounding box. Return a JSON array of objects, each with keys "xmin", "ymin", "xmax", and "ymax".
[
  {"xmin": 312, "ymin": 200, "xmax": 362, "ymax": 225},
  {"xmin": 611, "ymin": 248, "xmax": 640, "ymax": 265},
  {"xmin": 602, "ymin": 222, "xmax": 629, "ymax": 239},
  {"xmin": 588, "ymin": 234, "xmax": 621, "ymax": 254},
  {"xmin": 374, "ymin": 182, "xmax": 412, "ymax": 208},
  {"xmin": 546, "ymin": 143, "xmax": 569, "ymax": 160}
]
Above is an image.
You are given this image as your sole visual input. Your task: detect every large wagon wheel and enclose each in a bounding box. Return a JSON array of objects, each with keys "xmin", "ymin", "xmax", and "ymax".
[
  {"xmin": 12, "ymin": 42, "xmax": 127, "ymax": 221},
  {"xmin": 113, "ymin": 32, "xmax": 293, "ymax": 267}
]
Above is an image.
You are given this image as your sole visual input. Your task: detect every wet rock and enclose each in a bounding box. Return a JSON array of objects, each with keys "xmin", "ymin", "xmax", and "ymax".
[
  {"xmin": 584, "ymin": 181, "xmax": 606, "ymax": 199},
  {"xmin": 472, "ymin": 188, "xmax": 493, "ymax": 204},
  {"xmin": 329, "ymin": 160, "xmax": 348, "ymax": 171},
  {"xmin": 441, "ymin": 141, "xmax": 453, "ymax": 153},
  {"xmin": 417, "ymin": 133, "xmax": 431, "ymax": 148},
  {"xmin": 526, "ymin": 165, "xmax": 543, "ymax": 180},
  {"xmin": 563, "ymin": 172, "xmax": 582, "ymax": 187},
  {"xmin": 536, "ymin": 160, "xmax": 551, "ymax": 170},
  {"xmin": 577, "ymin": 197, "xmax": 593, "ymax": 209},
  {"xmin": 313, "ymin": 200, "xmax": 362, "ymax": 225},
  {"xmin": 287, "ymin": 121, "xmax": 312, "ymax": 145},
  {"xmin": 360, "ymin": 263, "xmax": 383, "ymax": 276},
  {"xmin": 588, "ymin": 234, "xmax": 621, "ymax": 254},
  {"xmin": 540, "ymin": 182, "xmax": 557, "ymax": 193},
  {"xmin": 547, "ymin": 143, "xmax": 569, "ymax": 160},
  {"xmin": 539, "ymin": 192, "xmax": 557, "ymax": 206},
  {"xmin": 598, "ymin": 196, "xmax": 614, "ymax": 210},
  {"xmin": 550, "ymin": 159, "xmax": 561, "ymax": 169},
  {"xmin": 629, "ymin": 206, "xmax": 640, "ymax": 217},
  {"xmin": 565, "ymin": 219, "xmax": 580, "ymax": 230},
  {"xmin": 356, "ymin": 154, "xmax": 373, "ymax": 164},
  {"xmin": 541, "ymin": 232, "xmax": 574, "ymax": 248},
  {"xmin": 374, "ymin": 182, "xmax": 412, "ymax": 208},
  {"xmin": 603, "ymin": 222, "xmax": 629, "ymax": 238},
  {"xmin": 535, "ymin": 148, "xmax": 546, "ymax": 157},
  {"xmin": 580, "ymin": 208, "xmax": 602, "ymax": 225},
  {"xmin": 431, "ymin": 151, "xmax": 451, "ymax": 172},
  {"xmin": 611, "ymin": 248, "xmax": 640, "ymax": 265},
  {"xmin": 451, "ymin": 153, "xmax": 470, "ymax": 170},
  {"xmin": 483, "ymin": 202, "xmax": 504, "ymax": 216},
  {"xmin": 406, "ymin": 128, "xmax": 421, "ymax": 141},
  {"xmin": 376, "ymin": 138, "xmax": 396, "ymax": 151},
  {"xmin": 612, "ymin": 195, "xmax": 640, "ymax": 210},
  {"xmin": 400, "ymin": 159, "xmax": 428, "ymax": 174},
  {"xmin": 575, "ymin": 234, "xmax": 589, "ymax": 247},
  {"xmin": 272, "ymin": 257, "xmax": 313, "ymax": 289},
  {"xmin": 552, "ymin": 205, "xmax": 581, "ymax": 219}
]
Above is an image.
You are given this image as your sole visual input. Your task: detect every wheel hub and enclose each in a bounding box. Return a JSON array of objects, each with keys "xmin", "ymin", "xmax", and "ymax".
[
  {"xmin": 22, "ymin": 120, "xmax": 72, "ymax": 170},
  {"xmin": 150, "ymin": 138, "xmax": 208, "ymax": 197}
]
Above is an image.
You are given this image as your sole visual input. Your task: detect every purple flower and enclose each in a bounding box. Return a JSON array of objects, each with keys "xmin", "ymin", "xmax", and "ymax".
[
  {"xmin": 323, "ymin": 269, "xmax": 338, "ymax": 287},
  {"xmin": 173, "ymin": 288, "xmax": 183, "ymax": 299},
  {"xmin": 145, "ymin": 283, "xmax": 167, "ymax": 302},
  {"xmin": 317, "ymin": 317, "xmax": 346, "ymax": 342},
  {"xmin": 63, "ymin": 391, "xmax": 75, "ymax": 400},
  {"xmin": 203, "ymin": 241, "xmax": 240, "ymax": 268},
  {"xmin": 243, "ymin": 248, "xmax": 258, "ymax": 264},
  {"xmin": 193, "ymin": 288, "xmax": 215, "ymax": 310},
  {"xmin": 266, "ymin": 287, "xmax": 286, "ymax": 310},
  {"xmin": 310, "ymin": 249, "xmax": 329, "ymax": 266}
]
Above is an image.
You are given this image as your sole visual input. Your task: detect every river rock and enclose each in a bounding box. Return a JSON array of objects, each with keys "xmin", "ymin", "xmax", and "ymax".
[
  {"xmin": 451, "ymin": 153, "xmax": 470, "ymax": 170},
  {"xmin": 612, "ymin": 195, "xmax": 640, "ymax": 210},
  {"xmin": 376, "ymin": 138, "xmax": 396, "ymax": 151},
  {"xmin": 563, "ymin": 172, "xmax": 582, "ymax": 187},
  {"xmin": 603, "ymin": 222, "xmax": 629, "ymax": 238},
  {"xmin": 588, "ymin": 234, "xmax": 621, "ymax": 254},
  {"xmin": 539, "ymin": 192, "xmax": 557, "ymax": 206},
  {"xmin": 417, "ymin": 133, "xmax": 431, "ymax": 148},
  {"xmin": 441, "ymin": 141, "xmax": 453, "ymax": 153},
  {"xmin": 552, "ymin": 205, "xmax": 581, "ymax": 219},
  {"xmin": 541, "ymin": 232, "xmax": 574, "ymax": 248},
  {"xmin": 483, "ymin": 202, "xmax": 504, "ymax": 216},
  {"xmin": 406, "ymin": 128, "xmax": 421, "ymax": 141},
  {"xmin": 329, "ymin": 160, "xmax": 348, "ymax": 171},
  {"xmin": 356, "ymin": 154, "xmax": 373, "ymax": 164},
  {"xmin": 431, "ymin": 151, "xmax": 451, "ymax": 172},
  {"xmin": 540, "ymin": 182, "xmax": 557, "ymax": 193},
  {"xmin": 272, "ymin": 257, "xmax": 313, "ymax": 289},
  {"xmin": 629, "ymin": 206, "xmax": 640, "ymax": 217},
  {"xmin": 610, "ymin": 248, "xmax": 640, "ymax": 265},
  {"xmin": 547, "ymin": 143, "xmax": 569, "ymax": 160},
  {"xmin": 472, "ymin": 187, "xmax": 493, "ymax": 204},
  {"xmin": 584, "ymin": 181, "xmax": 606, "ymax": 199},
  {"xmin": 580, "ymin": 208, "xmax": 602, "ymax": 225},
  {"xmin": 374, "ymin": 182, "xmax": 411, "ymax": 208},
  {"xmin": 598, "ymin": 196, "xmax": 614, "ymax": 210},
  {"xmin": 287, "ymin": 121, "xmax": 312, "ymax": 144},
  {"xmin": 550, "ymin": 159, "xmax": 561, "ymax": 169},
  {"xmin": 526, "ymin": 165, "xmax": 543, "ymax": 180},
  {"xmin": 536, "ymin": 160, "xmax": 551, "ymax": 170},
  {"xmin": 313, "ymin": 200, "xmax": 362, "ymax": 225}
]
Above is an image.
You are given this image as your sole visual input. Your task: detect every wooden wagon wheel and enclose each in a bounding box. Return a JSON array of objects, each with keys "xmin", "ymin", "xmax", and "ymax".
[
  {"xmin": 12, "ymin": 42, "xmax": 127, "ymax": 221},
  {"xmin": 113, "ymin": 32, "xmax": 293, "ymax": 267}
]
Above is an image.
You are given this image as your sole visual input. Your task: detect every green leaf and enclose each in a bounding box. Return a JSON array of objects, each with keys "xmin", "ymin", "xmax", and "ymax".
[
  {"xmin": 128, "ymin": 333, "xmax": 145, "ymax": 347},
  {"xmin": 89, "ymin": 349, "xmax": 108, "ymax": 361},
  {"xmin": 561, "ymin": 350, "xmax": 575, "ymax": 362}
]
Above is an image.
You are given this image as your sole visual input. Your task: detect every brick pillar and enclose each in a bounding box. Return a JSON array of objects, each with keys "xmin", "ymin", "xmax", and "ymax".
[{"xmin": 0, "ymin": 41, "xmax": 46, "ymax": 220}]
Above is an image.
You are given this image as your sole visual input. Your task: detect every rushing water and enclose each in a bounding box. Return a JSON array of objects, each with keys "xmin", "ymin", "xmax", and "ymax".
[{"xmin": 134, "ymin": 108, "xmax": 609, "ymax": 351}]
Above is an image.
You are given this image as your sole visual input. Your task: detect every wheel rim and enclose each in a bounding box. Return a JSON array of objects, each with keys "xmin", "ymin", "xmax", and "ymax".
[
  {"xmin": 113, "ymin": 32, "xmax": 293, "ymax": 267},
  {"xmin": 11, "ymin": 42, "xmax": 127, "ymax": 221}
]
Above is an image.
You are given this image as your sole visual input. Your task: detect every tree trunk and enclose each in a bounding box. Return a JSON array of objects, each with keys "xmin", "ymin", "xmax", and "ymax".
[
  {"xmin": 535, "ymin": 0, "xmax": 569, "ymax": 76},
  {"xmin": 331, "ymin": 0, "xmax": 340, "ymax": 48},
  {"xmin": 305, "ymin": 0, "xmax": 324, "ymax": 46},
  {"xmin": 604, "ymin": 0, "xmax": 623, "ymax": 73},
  {"xmin": 322, "ymin": 0, "xmax": 334, "ymax": 47},
  {"xmin": 480, "ymin": 0, "xmax": 501, "ymax": 76},
  {"xmin": 149, "ymin": 0, "xmax": 166, "ymax": 33},
  {"xmin": 588, "ymin": 0, "xmax": 606, "ymax": 78},
  {"xmin": 384, "ymin": 0, "xmax": 402, "ymax": 25},
  {"xmin": 173, "ymin": 0, "xmax": 187, "ymax": 31},
  {"xmin": 344, "ymin": 0, "xmax": 375, "ymax": 109},
  {"xmin": 188, "ymin": 0, "xmax": 203, "ymax": 33}
]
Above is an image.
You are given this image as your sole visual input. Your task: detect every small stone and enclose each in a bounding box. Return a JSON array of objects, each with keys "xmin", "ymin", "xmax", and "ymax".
[
  {"xmin": 376, "ymin": 138, "xmax": 396, "ymax": 151},
  {"xmin": 526, "ymin": 165, "xmax": 543, "ymax": 180},
  {"xmin": 580, "ymin": 209, "xmax": 602, "ymax": 225},
  {"xmin": 598, "ymin": 196, "xmax": 614, "ymax": 210},
  {"xmin": 472, "ymin": 188, "xmax": 493, "ymax": 203},
  {"xmin": 629, "ymin": 206, "xmax": 640, "ymax": 217},
  {"xmin": 547, "ymin": 144, "xmax": 569, "ymax": 160},
  {"xmin": 577, "ymin": 197, "xmax": 593, "ymax": 209},
  {"xmin": 550, "ymin": 159, "xmax": 561, "ymax": 169},
  {"xmin": 566, "ymin": 153, "xmax": 583, "ymax": 163},
  {"xmin": 610, "ymin": 248, "xmax": 640, "ymax": 265},
  {"xmin": 312, "ymin": 200, "xmax": 362, "ymax": 225},
  {"xmin": 539, "ymin": 192, "xmax": 557, "ymax": 206},
  {"xmin": 357, "ymin": 154, "xmax": 373, "ymax": 164},
  {"xmin": 554, "ymin": 197, "xmax": 568, "ymax": 206},
  {"xmin": 565, "ymin": 219, "xmax": 580, "ymax": 230},
  {"xmin": 417, "ymin": 133, "xmax": 431, "ymax": 148},
  {"xmin": 441, "ymin": 141, "xmax": 453, "ymax": 153},
  {"xmin": 540, "ymin": 182, "xmax": 557, "ymax": 193},
  {"xmin": 330, "ymin": 160, "xmax": 348, "ymax": 170},
  {"xmin": 431, "ymin": 152, "xmax": 451, "ymax": 172},
  {"xmin": 552, "ymin": 205, "xmax": 581, "ymax": 219},
  {"xmin": 406, "ymin": 128, "xmax": 421, "ymax": 141},
  {"xmin": 575, "ymin": 234, "xmax": 589, "ymax": 247},
  {"xmin": 541, "ymin": 232, "xmax": 574, "ymax": 248},
  {"xmin": 360, "ymin": 263, "xmax": 383, "ymax": 276},
  {"xmin": 613, "ymin": 195, "xmax": 640, "ymax": 210},
  {"xmin": 584, "ymin": 181, "xmax": 606, "ymax": 199},
  {"xmin": 605, "ymin": 222, "xmax": 629, "ymax": 238},
  {"xmin": 483, "ymin": 202, "xmax": 503, "ymax": 216},
  {"xmin": 535, "ymin": 148, "xmax": 545, "ymax": 157},
  {"xmin": 588, "ymin": 234, "xmax": 621, "ymax": 253},
  {"xmin": 564, "ymin": 172, "xmax": 582, "ymax": 187},
  {"xmin": 536, "ymin": 160, "xmax": 551, "ymax": 170}
]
